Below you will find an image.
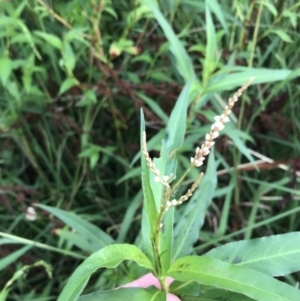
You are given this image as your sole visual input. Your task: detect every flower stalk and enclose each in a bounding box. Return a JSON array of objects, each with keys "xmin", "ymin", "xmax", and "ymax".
[{"xmin": 142, "ymin": 77, "xmax": 254, "ymax": 282}]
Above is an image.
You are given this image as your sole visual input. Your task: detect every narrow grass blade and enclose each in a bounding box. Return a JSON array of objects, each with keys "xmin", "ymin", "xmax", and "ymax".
[
  {"xmin": 206, "ymin": 67, "xmax": 293, "ymax": 92},
  {"xmin": 146, "ymin": 0, "xmax": 195, "ymax": 82},
  {"xmin": 0, "ymin": 246, "xmax": 31, "ymax": 271},
  {"xmin": 36, "ymin": 204, "xmax": 114, "ymax": 250}
]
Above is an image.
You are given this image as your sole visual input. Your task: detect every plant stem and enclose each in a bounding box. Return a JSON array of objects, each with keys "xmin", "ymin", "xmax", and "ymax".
[{"xmin": 249, "ymin": 0, "xmax": 263, "ymax": 67}]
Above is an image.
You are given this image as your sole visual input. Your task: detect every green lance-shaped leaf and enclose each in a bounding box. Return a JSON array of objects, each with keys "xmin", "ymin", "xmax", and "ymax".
[
  {"xmin": 168, "ymin": 256, "xmax": 300, "ymax": 301},
  {"xmin": 58, "ymin": 244, "xmax": 154, "ymax": 301},
  {"xmin": 205, "ymin": 232, "xmax": 300, "ymax": 277},
  {"xmin": 36, "ymin": 204, "xmax": 114, "ymax": 251},
  {"xmin": 78, "ymin": 287, "xmax": 166, "ymax": 301},
  {"xmin": 140, "ymin": 109, "xmax": 158, "ymax": 263},
  {"xmin": 154, "ymin": 80, "xmax": 192, "ymax": 272},
  {"xmin": 172, "ymin": 151, "xmax": 217, "ymax": 261}
]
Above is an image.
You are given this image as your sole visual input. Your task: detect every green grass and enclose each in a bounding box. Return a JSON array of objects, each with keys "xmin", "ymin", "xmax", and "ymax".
[{"xmin": 0, "ymin": 0, "xmax": 299, "ymax": 299}]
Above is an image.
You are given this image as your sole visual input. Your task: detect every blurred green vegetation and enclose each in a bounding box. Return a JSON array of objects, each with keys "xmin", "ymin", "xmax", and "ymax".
[{"xmin": 0, "ymin": 0, "xmax": 299, "ymax": 299}]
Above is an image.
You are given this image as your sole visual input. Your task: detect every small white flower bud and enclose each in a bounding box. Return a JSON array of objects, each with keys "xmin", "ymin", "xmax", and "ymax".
[
  {"xmin": 212, "ymin": 121, "xmax": 224, "ymax": 131},
  {"xmin": 221, "ymin": 114, "xmax": 230, "ymax": 122},
  {"xmin": 211, "ymin": 131, "xmax": 219, "ymax": 139},
  {"xmin": 25, "ymin": 207, "xmax": 37, "ymax": 221},
  {"xmin": 202, "ymin": 147, "xmax": 210, "ymax": 156},
  {"xmin": 171, "ymin": 199, "xmax": 177, "ymax": 206},
  {"xmin": 195, "ymin": 160, "xmax": 203, "ymax": 167},
  {"xmin": 214, "ymin": 116, "xmax": 221, "ymax": 122},
  {"xmin": 205, "ymin": 133, "xmax": 212, "ymax": 141}
]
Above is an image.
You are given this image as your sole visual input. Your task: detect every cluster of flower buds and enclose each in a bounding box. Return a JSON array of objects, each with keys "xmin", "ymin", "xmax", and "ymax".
[
  {"xmin": 142, "ymin": 77, "xmax": 254, "ymax": 214},
  {"xmin": 142, "ymin": 132, "xmax": 173, "ymax": 188},
  {"xmin": 191, "ymin": 77, "xmax": 254, "ymax": 168}
]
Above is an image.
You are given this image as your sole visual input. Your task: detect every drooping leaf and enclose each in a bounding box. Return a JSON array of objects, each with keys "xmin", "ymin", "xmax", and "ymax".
[
  {"xmin": 33, "ymin": 31, "xmax": 63, "ymax": 50},
  {"xmin": 205, "ymin": 232, "xmax": 300, "ymax": 277},
  {"xmin": 78, "ymin": 287, "xmax": 166, "ymax": 301},
  {"xmin": 57, "ymin": 244, "xmax": 154, "ymax": 301},
  {"xmin": 206, "ymin": 67, "xmax": 293, "ymax": 93},
  {"xmin": 270, "ymin": 29, "xmax": 293, "ymax": 43},
  {"xmin": 172, "ymin": 151, "xmax": 217, "ymax": 261},
  {"xmin": 168, "ymin": 256, "xmax": 300, "ymax": 301},
  {"xmin": 36, "ymin": 204, "xmax": 114, "ymax": 251}
]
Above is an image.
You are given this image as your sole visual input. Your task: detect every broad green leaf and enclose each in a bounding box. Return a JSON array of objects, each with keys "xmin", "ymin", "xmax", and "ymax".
[
  {"xmin": 57, "ymin": 244, "xmax": 154, "ymax": 301},
  {"xmin": 168, "ymin": 256, "xmax": 300, "ymax": 301},
  {"xmin": 206, "ymin": 67, "xmax": 293, "ymax": 93},
  {"xmin": 33, "ymin": 31, "xmax": 63, "ymax": 50},
  {"xmin": 270, "ymin": 30, "xmax": 293, "ymax": 43},
  {"xmin": 0, "ymin": 246, "xmax": 31, "ymax": 271},
  {"xmin": 36, "ymin": 204, "xmax": 114, "ymax": 251},
  {"xmin": 172, "ymin": 151, "xmax": 216, "ymax": 261},
  {"xmin": 205, "ymin": 232, "xmax": 300, "ymax": 277},
  {"xmin": 0, "ymin": 57, "xmax": 12, "ymax": 85},
  {"xmin": 62, "ymin": 42, "xmax": 76, "ymax": 72},
  {"xmin": 78, "ymin": 287, "xmax": 166, "ymax": 301},
  {"xmin": 58, "ymin": 77, "xmax": 79, "ymax": 95},
  {"xmin": 146, "ymin": 0, "xmax": 195, "ymax": 82},
  {"xmin": 140, "ymin": 109, "xmax": 158, "ymax": 262}
]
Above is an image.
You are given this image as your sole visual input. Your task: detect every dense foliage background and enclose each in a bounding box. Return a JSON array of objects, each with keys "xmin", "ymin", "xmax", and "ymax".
[{"xmin": 0, "ymin": 0, "xmax": 299, "ymax": 300}]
